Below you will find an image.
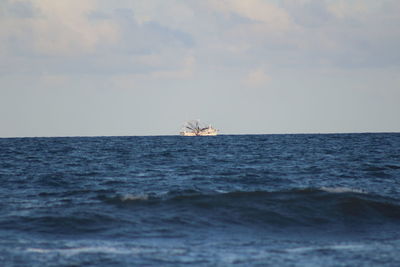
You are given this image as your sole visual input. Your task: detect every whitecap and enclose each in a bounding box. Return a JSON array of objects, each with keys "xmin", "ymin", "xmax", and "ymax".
[
  {"xmin": 120, "ymin": 194, "xmax": 148, "ymax": 201},
  {"xmin": 320, "ymin": 187, "xmax": 365, "ymax": 194},
  {"xmin": 27, "ymin": 246, "xmax": 134, "ymax": 255},
  {"xmin": 26, "ymin": 244, "xmax": 189, "ymax": 257}
]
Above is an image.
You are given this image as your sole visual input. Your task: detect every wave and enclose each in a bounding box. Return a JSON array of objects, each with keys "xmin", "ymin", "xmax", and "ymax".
[
  {"xmin": 7, "ymin": 188, "xmax": 400, "ymax": 237},
  {"xmin": 119, "ymin": 194, "xmax": 149, "ymax": 201},
  {"xmin": 100, "ymin": 188, "xmax": 400, "ymax": 231},
  {"xmin": 26, "ymin": 246, "xmax": 133, "ymax": 256},
  {"xmin": 319, "ymin": 187, "xmax": 366, "ymax": 194}
]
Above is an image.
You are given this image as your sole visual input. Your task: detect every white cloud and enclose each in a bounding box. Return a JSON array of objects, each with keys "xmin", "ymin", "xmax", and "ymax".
[
  {"xmin": 245, "ymin": 69, "xmax": 271, "ymax": 87},
  {"xmin": 0, "ymin": 0, "xmax": 119, "ymax": 56},
  {"xmin": 1, "ymin": 0, "xmax": 400, "ymax": 78}
]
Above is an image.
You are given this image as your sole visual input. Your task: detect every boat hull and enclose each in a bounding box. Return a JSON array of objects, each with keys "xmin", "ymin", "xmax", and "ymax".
[{"xmin": 180, "ymin": 131, "xmax": 217, "ymax": 136}]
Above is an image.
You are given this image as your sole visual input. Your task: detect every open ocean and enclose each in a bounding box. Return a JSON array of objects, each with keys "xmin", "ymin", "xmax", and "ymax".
[{"xmin": 1, "ymin": 133, "xmax": 400, "ymax": 266}]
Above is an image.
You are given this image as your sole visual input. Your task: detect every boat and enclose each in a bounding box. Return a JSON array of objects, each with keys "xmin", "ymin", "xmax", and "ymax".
[{"xmin": 180, "ymin": 120, "xmax": 218, "ymax": 136}]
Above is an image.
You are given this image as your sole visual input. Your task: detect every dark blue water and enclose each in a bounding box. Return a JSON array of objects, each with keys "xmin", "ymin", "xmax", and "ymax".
[{"xmin": 1, "ymin": 133, "xmax": 400, "ymax": 266}]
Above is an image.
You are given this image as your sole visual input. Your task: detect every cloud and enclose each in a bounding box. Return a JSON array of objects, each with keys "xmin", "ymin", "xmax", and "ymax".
[
  {"xmin": 207, "ymin": 0, "xmax": 291, "ymax": 30},
  {"xmin": 0, "ymin": 0, "xmax": 119, "ymax": 57},
  {"xmin": 1, "ymin": 0, "xmax": 400, "ymax": 137},
  {"xmin": 1, "ymin": 0, "xmax": 399, "ymax": 80},
  {"xmin": 327, "ymin": 0, "xmax": 382, "ymax": 19},
  {"xmin": 204, "ymin": 0, "xmax": 295, "ymax": 50},
  {"xmin": 244, "ymin": 69, "xmax": 271, "ymax": 87},
  {"xmin": 150, "ymin": 54, "xmax": 195, "ymax": 79},
  {"xmin": 0, "ymin": 0, "xmax": 198, "ymax": 79}
]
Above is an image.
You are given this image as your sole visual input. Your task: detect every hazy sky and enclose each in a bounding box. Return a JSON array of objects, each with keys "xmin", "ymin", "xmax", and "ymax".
[{"xmin": 1, "ymin": 0, "xmax": 399, "ymax": 137}]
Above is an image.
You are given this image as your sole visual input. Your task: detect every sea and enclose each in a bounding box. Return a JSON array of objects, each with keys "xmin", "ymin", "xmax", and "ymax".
[{"xmin": 1, "ymin": 133, "xmax": 400, "ymax": 266}]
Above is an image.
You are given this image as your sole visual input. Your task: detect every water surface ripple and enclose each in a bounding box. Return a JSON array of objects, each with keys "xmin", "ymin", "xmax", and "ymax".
[{"xmin": 1, "ymin": 133, "xmax": 400, "ymax": 266}]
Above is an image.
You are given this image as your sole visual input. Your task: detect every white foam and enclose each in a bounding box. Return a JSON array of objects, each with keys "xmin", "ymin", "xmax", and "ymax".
[
  {"xmin": 120, "ymin": 194, "xmax": 148, "ymax": 201},
  {"xmin": 27, "ymin": 244, "xmax": 189, "ymax": 257},
  {"xmin": 320, "ymin": 187, "xmax": 365, "ymax": 194},
  {"xmin": 27, "ymin": 246, "xmax": 137, "ymax": 255}
]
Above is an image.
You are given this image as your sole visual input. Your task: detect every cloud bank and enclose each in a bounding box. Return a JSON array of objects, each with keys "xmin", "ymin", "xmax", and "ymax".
[{"xmin": 2, "ymin": 0, "xmax": 399, "ymax": 76}]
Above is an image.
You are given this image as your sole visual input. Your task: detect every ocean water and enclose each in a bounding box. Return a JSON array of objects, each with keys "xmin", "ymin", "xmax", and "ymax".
[{"xmin": 1, "ymin": 133, "xmax": 400, "ymax": 266}]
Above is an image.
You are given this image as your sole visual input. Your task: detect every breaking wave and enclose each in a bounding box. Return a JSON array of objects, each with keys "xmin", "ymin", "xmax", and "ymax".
[{"xmin": 98, "ymin": 188, "xmax": 400, "ymax": 233}]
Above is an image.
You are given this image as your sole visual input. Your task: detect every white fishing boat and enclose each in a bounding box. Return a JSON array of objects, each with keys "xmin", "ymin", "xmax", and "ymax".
[{"xmin": 180, "ymin": 120, "xmax": 218, "ymax": 136}]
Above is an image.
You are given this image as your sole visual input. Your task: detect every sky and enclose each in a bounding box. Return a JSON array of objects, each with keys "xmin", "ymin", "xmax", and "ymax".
[{"xmin": 1, "ymin": 0, "xmax": 399, "ymax": 137}]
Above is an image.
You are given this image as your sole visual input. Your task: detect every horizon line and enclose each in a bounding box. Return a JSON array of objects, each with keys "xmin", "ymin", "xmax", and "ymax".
[{"xmin": 1, "ymin": 131, "xmax": 399, "ymax": 139}]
